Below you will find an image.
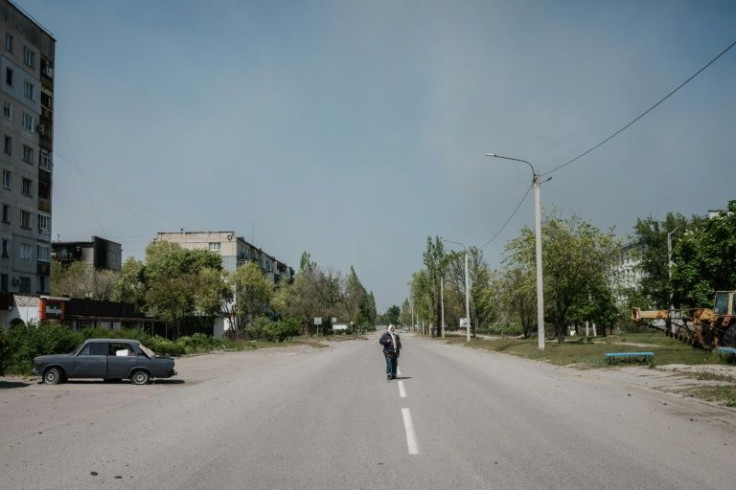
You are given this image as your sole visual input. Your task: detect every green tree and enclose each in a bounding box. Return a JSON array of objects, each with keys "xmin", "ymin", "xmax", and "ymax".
[
  {"xmin": 506, "ymin": 214, "xmax": 619, "ymax": 343},
  {"xmin": 382, "ymin": 305, "xmax": 401, "ymax": 326},
  {"xmin": 499, "ymin": 266, "xmax": 536, "ymax": 338},
  {"xmin": 143, "ymin": 241, "xmax": 222, "ymax": 337},
  {"xmin": 672, "ymin": 201, "xmax": 736, "ymax": 307},
  {"xmin": 232, "ymin": 262, "xmax": 274, "ymax": 336},
  {"xmin": 410, "ymin": 269, "xmax": 432, "ymax": 333},
  {"xmin": 344, "ymin": 266, "xmax": 368, "ymax": 327},
  {"xmin": 422, "ymin": 236, "xmax": 445, "ymax": 337},
  {"xmin": 633, "ymin": 212, "xmax": 688, "ymax": 309},
  {"xmin": 51, "ymin": 260, "xmax": 118, "ymax": 300},
  {"xmin": 112, "ymin": 258, "xmax": 146, "ymax": 310}
]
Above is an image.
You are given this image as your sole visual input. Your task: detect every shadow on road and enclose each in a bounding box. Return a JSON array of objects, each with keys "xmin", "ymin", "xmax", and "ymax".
[{"xmin": 0, "ymin": 379, "xmax": 32, "ymax": 389}]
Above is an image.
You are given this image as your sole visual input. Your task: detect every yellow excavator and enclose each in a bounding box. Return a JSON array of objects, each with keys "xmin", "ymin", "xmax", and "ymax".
[{"xmin": 632, "ymin": 291, "xmax": 736, "ymax": 350}]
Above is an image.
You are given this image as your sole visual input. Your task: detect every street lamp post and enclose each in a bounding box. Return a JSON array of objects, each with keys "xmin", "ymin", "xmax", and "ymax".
[
  {"xmin": 443, "ymin": 239, "xmax": 471, "ymax": 342},
  {"xmin": 485, "ymin": 153, "xmax": 546, "ymax": 351}
]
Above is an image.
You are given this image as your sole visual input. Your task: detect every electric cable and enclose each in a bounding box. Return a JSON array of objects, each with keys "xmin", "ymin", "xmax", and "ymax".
[
  {"xmin": 479, "ymin": 183, "xmax": 533, "ymax": 250},
  {"xmin": 542, "ymin": 39, "xmax": 736, "ymax": 177}
]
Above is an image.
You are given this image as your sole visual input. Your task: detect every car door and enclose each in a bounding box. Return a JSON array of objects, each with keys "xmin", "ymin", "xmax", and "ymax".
[
  {"xmin": 71, "ymin": 342, "xmax": 107, "ymax": 378},
  {"xmin": 107, "ymin": 342, "xmax": 138, "ymax": 379}
]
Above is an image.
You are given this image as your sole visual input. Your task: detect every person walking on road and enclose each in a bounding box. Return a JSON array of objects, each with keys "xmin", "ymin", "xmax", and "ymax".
[{"xmin": 379, "ymin": 324, "xmax": 402, "ymax": 380}]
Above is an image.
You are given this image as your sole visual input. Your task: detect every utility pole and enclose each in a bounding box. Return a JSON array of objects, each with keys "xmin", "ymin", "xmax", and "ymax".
[
  {"xmin": 464, "ymin": 250, "xmax": 470, "ymax": 342},
  {"xmin": 441, "ymin": 276, "xmax": 445, "ymax": 338},
  {"xmin": 486, "ymin": 153, "xmax": 548, "ymax": 350}
]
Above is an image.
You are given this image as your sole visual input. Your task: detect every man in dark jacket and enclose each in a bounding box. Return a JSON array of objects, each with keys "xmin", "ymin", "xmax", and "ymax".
[{"xmin": 379, "ymin": 324, "xmax": 402, "ymax": 380}]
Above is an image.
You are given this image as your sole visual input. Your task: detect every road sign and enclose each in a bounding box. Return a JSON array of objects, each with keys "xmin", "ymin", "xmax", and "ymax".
[{"xmin": 314, "ymin": 317, "xmax": 322, "ymax": 325}]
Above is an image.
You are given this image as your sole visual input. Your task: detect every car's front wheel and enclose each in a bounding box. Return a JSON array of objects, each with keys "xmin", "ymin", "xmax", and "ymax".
[
  {"xmin": 42, "ymin": 367, "xmax": 62, "ymax": 385},
  {"xmin": 130, "ymin": 370, "xmax": 150, "ymax": 385}
]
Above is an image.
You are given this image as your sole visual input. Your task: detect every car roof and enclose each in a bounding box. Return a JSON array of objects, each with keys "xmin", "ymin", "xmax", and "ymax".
[{"xmin": 85, "ymin": 338, "xmax": 140, "ymax": 345}]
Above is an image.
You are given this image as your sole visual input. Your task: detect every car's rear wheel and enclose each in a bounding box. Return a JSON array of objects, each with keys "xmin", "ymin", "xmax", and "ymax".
[
  {"xmin": 42, "ymin": 367, "xmax": 62, "ymax": 385},
  {"xmin": 130, "ymin": 370, "xmax": 150, "ymax": 385}
]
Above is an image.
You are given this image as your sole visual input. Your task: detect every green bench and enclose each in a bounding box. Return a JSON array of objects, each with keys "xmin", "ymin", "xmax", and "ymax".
[
  {"xmin": 604, "ymin": 352, "xmax": 655, "ymax": 364},
  {"xmin": 717, "ymin": 346, "xmax": 736, "ymax": 363}
]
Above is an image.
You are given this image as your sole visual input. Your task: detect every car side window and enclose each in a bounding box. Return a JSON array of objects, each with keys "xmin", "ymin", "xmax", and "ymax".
[
  {"xmin": 110, "ymin": 343, "xmax": 136, "ymax": 357},
  {"xmin": 78, "ymin": 343, "xmax": 107, "ymax": 356}
]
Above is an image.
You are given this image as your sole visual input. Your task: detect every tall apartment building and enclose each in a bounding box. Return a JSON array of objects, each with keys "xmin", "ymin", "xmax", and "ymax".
[
  {"xmin": 0, "ymin": 0, "xmax": 54, "ymax": 295},
  {"xmin": 156, "ymin": 231, "xmax": 294, "ymax": 285}
]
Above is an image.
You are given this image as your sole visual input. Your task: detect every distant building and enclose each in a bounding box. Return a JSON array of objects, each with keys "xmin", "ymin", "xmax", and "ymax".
[
  {"xmin": 0, "ymin": 0, "xmax": 56, "ymax": 295},
  {"xmin": 156, "ymin": 230, "xmax": 294, "ymax": 285},
  {"xmin": 51, "ymin": 236, "xmax": 122, "ymax": 272},
  {"xmin": 611, "ymin": 240, "xmax": 644, "ymax": 294}
]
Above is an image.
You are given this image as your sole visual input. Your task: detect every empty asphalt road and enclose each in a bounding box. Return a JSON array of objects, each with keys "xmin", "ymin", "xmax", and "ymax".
[{"xmin": 1, "ymin": 334, "xmax": 735, "ymax": 490}]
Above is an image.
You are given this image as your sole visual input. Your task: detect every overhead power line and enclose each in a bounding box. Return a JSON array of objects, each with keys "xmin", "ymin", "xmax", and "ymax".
[
  {"xmin": 479, "ymin": 183, "xmax": 533, "ymax": 250},
  {"xmin": 542, "ymin": 39, "xmax": 736, "ymax": 177}
]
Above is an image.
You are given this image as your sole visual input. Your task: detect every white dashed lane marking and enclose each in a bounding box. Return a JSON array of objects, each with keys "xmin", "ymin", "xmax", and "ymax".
[
  {"xmin": 401, "ymin": 408, "xmax": 419, "ymax": 455},
  {"xmin": 398, "ymin": 380, "xmax": 407, "ymax": 398}
]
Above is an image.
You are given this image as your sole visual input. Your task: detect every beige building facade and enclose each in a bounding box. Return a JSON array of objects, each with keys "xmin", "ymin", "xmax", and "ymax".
[{"xmin": 156, "ymin": 231, "xmax": 294, "ymax": 285}]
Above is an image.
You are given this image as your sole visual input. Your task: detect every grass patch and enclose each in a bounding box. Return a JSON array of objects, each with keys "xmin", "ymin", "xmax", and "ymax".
[
  {"xmin": 445, "ymin": 333, "xmax": 728, "ymax": 368},
  {"xmin": 687, "ymin": 386, "xmax": 736, "ymax": 408}
]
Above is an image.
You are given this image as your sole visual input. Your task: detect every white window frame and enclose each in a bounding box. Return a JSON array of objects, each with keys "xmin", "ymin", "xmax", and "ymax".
[
  {"xmin": 23, "ymin": 46, "xmax": 35, "ymax": 67},
  {"xmin": 2, "ymin": 169, "xmax": 10, "ymax": 189},
  {"xmin": 24, "ymin": 81, "xmax": 34, "ymax": 100},
  {"xmin": 22, "ymin": 145, "xmax": 33, "ymax": 164},
  {"xmin": 209, "ymin": 242, "xmax": 221, "ymax": 252},
  {"xmin": 38, "ymin": 213, "xmax": 50, "ymax": 232},
  {"xmin": 39, "ymin": 149, "xmax": 52, "ymax": 169},
  {"xmin": 22, "ymin": 112, "xmax": 32, "ymax": 131},
  {"xmin": 20, "ymin": 243, "xmax": 32, "ymax": 260},
  {"xmin": 37, "ymin": 244, "xmax": 50, "ymax": 262}
]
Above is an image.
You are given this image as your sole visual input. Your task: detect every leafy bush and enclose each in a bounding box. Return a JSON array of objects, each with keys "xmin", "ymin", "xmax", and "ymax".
[
  {"xmin": 244, "ymin": 317, "xmax": 302, "ymax": 342},
  {"xmin": 4, "ymin": 323, "xmax": 84, "ymax": 374},
  {"xmin": 146, "ymin": 336, "xmax": 186, "ymax": 357},
  {"xmin": 0, "ymin": 326, "xmax": 7, "ymax": 376}
]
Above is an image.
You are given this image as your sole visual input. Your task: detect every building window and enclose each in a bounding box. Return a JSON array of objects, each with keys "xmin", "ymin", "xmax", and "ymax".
[
  {"xmin": 22, "ymin": 145, "xmax": 33, "ymax": 164},
  {"xmin": 37, "ymin": 244, "xmax": 50, "ymax": 262},
  {"xmin": 23, "ymin": 47, "xmax": 35, "ymax": 67},
  {"xmin": 0, "ymin": 274, "xmax": 7, "ymax": 292},
  {"xmin": 3, "ymin": 102, "xmax": 11, "ymax": 120},
  {"xmin": 22, "ymin": 113, "xmax": 33, "ymax": 131},
  {"xmin": 41, "ymin": 91, "xmax": 51, "ymax": 110},
  {"xmin": 38, "ymin": 178, "xmax": 50, "ymax": 200},
  {"xmin": 38, "ymin": 213, "xmax": 50, "ymax": 232},
  {"xmin": 5, "ymin": 68, "xmax": 12, "ymax": 86},
  {"xmin": 4, "ymin": 135, "xmax": 11, "ymax": 155},
  {"xmin": 20, "ymin": 243, "xmax": 32, "ymax": 260},
  {"xmin": 1, "ymin": 239, "xmax": 8, "ymax": 258},
  {"xmin": 24, "ymin": 81, "xmax": 34, "ymax": 100},
  {"xmin": 209, "ymin": 242, "xmax": 221, "ymax": 252},
  {"xmin": 22, "ymin": 178, "xmax": 32, "ymax": 197},
  {"xmin": 19, "ymin": 276, "xmax": 31, "ymax": 293},
  {"xmin": 5, "ymin": 33, "xmax": 12, "ymax": 53},
  {"xmin": 39, "ymin": 149, "xmax": 52, "ymax": 169},
  {"xmin": 2, "ymin": 169, "xmax": 10, "ymax": 188},
  {"xmin": 20, "ymin": 209, "xmax": 31, "ymax": 228},
  {"xmin": 2, "ymin": 204, "xmax": 9, "ymax": 223}
]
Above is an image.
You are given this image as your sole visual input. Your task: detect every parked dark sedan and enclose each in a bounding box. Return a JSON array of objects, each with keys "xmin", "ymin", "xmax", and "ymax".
[{"xmin": 33, "ymin": 338, "xmax": 177, "ymax": 385}]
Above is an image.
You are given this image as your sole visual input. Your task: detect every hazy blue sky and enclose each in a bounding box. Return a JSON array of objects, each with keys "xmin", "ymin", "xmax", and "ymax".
[{"xmin": 16, "ymin": 0, "xmax": 736, "ymax": 311}]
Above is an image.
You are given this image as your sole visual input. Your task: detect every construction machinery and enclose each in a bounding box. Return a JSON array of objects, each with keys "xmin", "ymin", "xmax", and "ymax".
[{"xmin": 631, "ymin": 291, "xmax": 736, "ymax": 350}]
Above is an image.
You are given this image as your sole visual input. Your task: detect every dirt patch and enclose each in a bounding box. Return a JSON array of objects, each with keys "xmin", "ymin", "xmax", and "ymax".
[{"xmin": 589, "ymin": 363, "xmax": 736, "ymax": 409}]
